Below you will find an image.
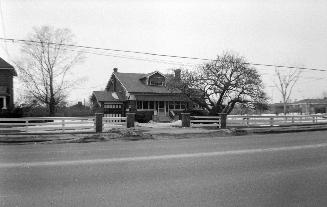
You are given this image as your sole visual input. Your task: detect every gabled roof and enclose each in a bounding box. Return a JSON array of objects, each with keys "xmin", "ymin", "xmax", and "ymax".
[
  {"xmin": 143, "ymin": 70, "xmax": 167, "ymax": 79},
  {"xmin": 292, "ymin": 98, "xmax": 327, "ymax": 104},
  {"xmin": 0, "ymin": 57, "xmax": 17, "ymax": 76},
  {"xmin": 93, "ymin": 91, "xmax": 125, "ymax": 102},
  {"xmin": 113, "ymin": 72, "xmax": 181, "ymax": 94}
]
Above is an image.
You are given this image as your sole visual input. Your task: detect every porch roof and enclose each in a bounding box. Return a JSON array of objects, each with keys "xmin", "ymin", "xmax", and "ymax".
[
  {"xmin": 93, "ymin": 91, "xmax": 125, "ymax": 102},
  {"xmin": 135, "ymin": 94, "xmax": 190, "ymax": 102}
]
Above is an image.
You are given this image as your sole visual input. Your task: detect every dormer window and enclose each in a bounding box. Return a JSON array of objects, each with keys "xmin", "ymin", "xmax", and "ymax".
[
  {"xmin": 149, "ymin": 80, "xmax": 164, "ymax": 86},
  {"xmin": 147, "ymin": 71, "xmax": 166, "ymax": 86}
]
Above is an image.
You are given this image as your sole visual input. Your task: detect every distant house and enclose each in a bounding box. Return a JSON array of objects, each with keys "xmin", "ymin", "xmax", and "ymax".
[
  {"xmin": 271, "ymin": 98, "xmax": 327, "ymax": 114},
  {"xmin": 289, "ymin": 98, "xmax": 327, "ymax": 114},
  {"xmin": 0, "ymin": 57, "xmax": 17, "ymax": 113},
  {"xmin": 92, "ymin": 68, "xmax": 190, "ymax": 122}
]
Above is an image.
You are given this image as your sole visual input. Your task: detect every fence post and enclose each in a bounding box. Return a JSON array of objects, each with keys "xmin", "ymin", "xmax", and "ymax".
[
  {"xmin": 312, "ymin": 116, "xmax": 316, "ymax": 123},
  {"xmin": 219, "ymin": 113, "xmax": 227, "ymax": 129},
  {"xmin": 95, "ymin": 113, "xmax": 103, "ymax": 133},
  {"xmin": 181, "ymin": 113, "xmax": 190, "ymax": 127},
  {"xmin": 62, "ymin": 119, "xmax": 65, "ymax": 133},
  {"xmin": 126, "ymin": 113, "xmax": 135, "ymax": 128},
  {"xmin": 25, "ymin": 120, "xmax": 28, "ymax": 132},
  {"xmin": 269, "ymin": 117, "xmax": 274, "ymax": 126}
]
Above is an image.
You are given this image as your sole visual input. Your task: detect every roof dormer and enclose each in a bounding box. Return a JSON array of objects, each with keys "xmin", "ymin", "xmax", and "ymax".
[{"xmin": 142, "ymin": 71, "xmax": 166, "ymax": 86}]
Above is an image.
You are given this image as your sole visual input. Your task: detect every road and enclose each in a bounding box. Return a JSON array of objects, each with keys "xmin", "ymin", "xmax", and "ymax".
[{"xmin": 1, "ymin": 131, "xmax": 327, "ymax": 206}]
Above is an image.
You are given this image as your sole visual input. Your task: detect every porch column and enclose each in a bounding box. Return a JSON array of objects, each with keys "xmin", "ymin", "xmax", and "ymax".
[{"xmin": 2, "ymin": 96, "xmax": 6, "ymax": 110}]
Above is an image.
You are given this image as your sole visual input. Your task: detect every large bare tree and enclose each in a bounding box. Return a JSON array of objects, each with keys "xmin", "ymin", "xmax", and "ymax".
[
  {"xmin": 274, "ymin": 67, "xmax": 300, "ymax": 115},
  {"xmin": 167, "ymin": 52, "xmax": 268, "ymax": 115},
  {"xmin": 16, "ymin": 26, "xmax": 84, "ymax": 116}
]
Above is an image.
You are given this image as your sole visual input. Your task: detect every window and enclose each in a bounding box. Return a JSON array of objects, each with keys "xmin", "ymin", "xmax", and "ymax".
[
  {"xmin": 137, "ymin": 101, "xmax": 142, "ymax": 109},
  {"xmin": 136, "ymin": 101, "xmax": 155, "ymax": 110},
  {"xmin": 149, "ymin": 101, "xmax": 154, "ymax": 109},
  {"xmin": 104, "ymin": 104, "xmax": 122, "ymax": 109},
  {"xmin": 181, "ymin": 102, "xmax": 186, "ymax": 109},
  {"xmin": 159, "ymin": 101, "xmax": 164, "ymax": 108},
  {"xmin": 149, "ymin": 81, "xmax": 164, "ymax": 86},
  {"xmin": 175, "ymin": 101, "xmax": 181, "ymax": 109},
  {"xmin": 143, "ymin": 101, "xmax": 149, "ymax": 109},
  {"xmin": 169, "ymin": 101, "xmax": 174, "ymax": 109}
]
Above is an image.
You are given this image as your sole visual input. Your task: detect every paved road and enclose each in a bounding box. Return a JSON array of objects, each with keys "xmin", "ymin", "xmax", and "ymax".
[{"xmin": 1, "ymin": 131, "xmax": 327, "ymax": 206}]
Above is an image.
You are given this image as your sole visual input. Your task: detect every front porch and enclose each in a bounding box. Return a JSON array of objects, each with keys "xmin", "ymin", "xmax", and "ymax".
[{"xmin": 135, "ymin": 100, "xmax": 188, "ymax": 122}]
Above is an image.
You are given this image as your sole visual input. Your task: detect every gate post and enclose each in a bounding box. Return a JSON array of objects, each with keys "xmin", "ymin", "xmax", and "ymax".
[
  {"xmin": 126, "ymin": 113, "xmax": 135, "ymax": 128},
  {"xmin": 181, "ymin": 113, "xmax": 190, "ymax": 127},
  {"xmin": 219, "ymin": 113, "xmax": 227, "ymax": 129},
  {"xmin": 95, "ymin": 113, "xmax": 103, "ymax": 133}
]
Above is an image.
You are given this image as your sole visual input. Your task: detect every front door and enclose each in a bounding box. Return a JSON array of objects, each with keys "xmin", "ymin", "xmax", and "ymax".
[
  {"xmin": 0, "ymin": 97, "xmax": 3, "ymax": 109},
  {"xmin": 158, "ymin": 101, "xmax": 165, "ymax": 116}
]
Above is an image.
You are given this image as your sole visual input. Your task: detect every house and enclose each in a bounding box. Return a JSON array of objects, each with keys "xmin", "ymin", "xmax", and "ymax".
[
  {"xmin": 0, "ymin": 57, "xmax": 17, "ymax": 113},
  {"xmin": 271, "ymin": 98, "xmax": 327, "ymax": 114},
  {"xmin": 289, "ymin": 98, "xmax": 327, "ymax": 114},
  {"xmin": 92, "ymin": 68, "xmax": 190, "ymax": 122}
]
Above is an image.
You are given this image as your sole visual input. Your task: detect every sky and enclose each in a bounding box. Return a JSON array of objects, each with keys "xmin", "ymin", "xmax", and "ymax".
[{"xmin": 1, "ymin": 0, "xmax": 327, "ymax": 105}]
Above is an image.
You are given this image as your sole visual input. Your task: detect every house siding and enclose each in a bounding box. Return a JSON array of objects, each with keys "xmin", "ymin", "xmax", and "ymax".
[{"xmin": 0, "ymin": 70, "xmax": 14, "ymax": 110}]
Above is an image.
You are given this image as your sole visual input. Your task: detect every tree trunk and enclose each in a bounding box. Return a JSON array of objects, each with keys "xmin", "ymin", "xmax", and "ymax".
[
  {"xmin": 49, "ymin": 71, "xmax": 55, "ymax": 116},
  {"xmin": 283, "ymin": 103, "xmax": 287, "ymax": 115},
  {"xmin": 49, "ymin": 98, "xmax": 56, "ymax": 116}
]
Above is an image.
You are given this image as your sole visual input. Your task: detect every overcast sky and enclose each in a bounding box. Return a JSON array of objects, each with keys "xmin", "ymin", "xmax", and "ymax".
[{"xmin": 1, "ymin": 0, "xmax": 327, "ymax": 104}]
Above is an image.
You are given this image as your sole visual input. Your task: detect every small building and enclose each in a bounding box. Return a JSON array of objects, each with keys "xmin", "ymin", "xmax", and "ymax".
[
  {"xmin": 289, "ymin": 98, "xmax": 327, "ymax": 114},
  {"xmin": 92, "ymin": 68, "xmax": 190, "ymax": 122},
  {"xmin": 0, "ymin": 57, "xmax": 17, "ymax": 113},
  {"xmin": 271, "ymin": 98, "xmax": 327, "ymax": 115}
]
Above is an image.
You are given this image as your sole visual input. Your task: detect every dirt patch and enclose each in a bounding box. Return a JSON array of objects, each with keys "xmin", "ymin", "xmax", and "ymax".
[{"xmin": 0, "ymin": 128, "xmax": 154, "ymax": 145}]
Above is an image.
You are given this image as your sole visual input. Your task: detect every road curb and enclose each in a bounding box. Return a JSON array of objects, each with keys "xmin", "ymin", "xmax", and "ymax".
[{"xmin": 235, "ymin": 125, "xmax": 327, "ymax": 135}]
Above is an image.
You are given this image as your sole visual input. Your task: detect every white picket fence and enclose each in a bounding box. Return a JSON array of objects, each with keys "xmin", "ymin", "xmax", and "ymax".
[
  {"xmin": 227, "ymin": 114, "xmax": 327, "ymax": 127},
  {"xmin": 190, "ymin": 116, "xmax": 221, "ymax": 128},
  {"xmin": 0, "ymin": 116, "xmax": 127, "ymax": 134},
  {"xmin": 102, "ymin": 117, "xmax": 126, "ymax": 132}
]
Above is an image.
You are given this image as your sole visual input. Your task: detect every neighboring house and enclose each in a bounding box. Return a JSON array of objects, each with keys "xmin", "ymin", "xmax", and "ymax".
[
  {"xmin": 0, "ymin": 57, "xmax": 17, "ymax": 113},
  {"xmin": 92, "ymin": 68, "xmax": 190, "ymax": 122},
  {"xmin": 271, "ymin": 98, "xmax": 327, "ymax": 114},
  {"xmin": 289, "ymin": 98, "xmax": 327, "ymax": 114}
]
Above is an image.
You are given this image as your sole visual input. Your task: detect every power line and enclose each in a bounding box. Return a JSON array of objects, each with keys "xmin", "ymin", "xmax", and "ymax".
[
  {"xmin": 0, "ymin": 37, "xmax": 211, "ymax": 61},
  {"xmin": 43, "ymin": 43, "xmax": 199, "ymax": 67},
  {"xmin": 1, "ymin": 37, "xmax": 327, "ymax": 72},
  {"xmin": 0, "ymin": 1, "xmax": 10, "ymax": 57}
]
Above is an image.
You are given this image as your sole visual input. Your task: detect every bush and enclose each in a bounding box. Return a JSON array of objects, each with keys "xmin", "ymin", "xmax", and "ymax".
[{"xmin": 0, "ymin": 107, "xmax": 24, "ymax": 118}]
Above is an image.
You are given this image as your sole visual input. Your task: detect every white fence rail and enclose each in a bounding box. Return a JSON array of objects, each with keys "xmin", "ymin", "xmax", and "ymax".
[
  {"xmin": 0, "ymin": 116, "xmax": 128, "ymax": 134},
  {"xmin": 190, "ymin": 116, "xmax": 221, "ymax": 128},
  {"xmin": 227, "ymin": 114, "xmax": 327, "ymax": 127},
  {"xmin": 102, "ymin": 117, "xmax": 127, "ymax": 131},
  {"xmin": 0, "ymin": 117, "xmax": 95, "ymax": 134}
]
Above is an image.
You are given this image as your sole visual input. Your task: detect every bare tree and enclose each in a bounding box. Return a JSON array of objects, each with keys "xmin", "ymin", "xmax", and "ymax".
[
  {"xmin": 274, "ymin": 67, "xmax": 301, "ymax": 115},
  {"xmin": 167, "ymin": 52, "xmax": 268, "ymax": 115},
  {"xmin": 16, "ymin": 26, "xmax": 84, "ymax": 116}
]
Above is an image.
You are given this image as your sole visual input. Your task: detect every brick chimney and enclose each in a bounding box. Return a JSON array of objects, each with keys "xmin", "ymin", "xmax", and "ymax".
[
  {"xmin": 113, "ymin": 68, "xmax": 118, "ymax": 72},
  {"xmin": 174, "ymin": 69, "xmax": 181, "ymax": 80}
]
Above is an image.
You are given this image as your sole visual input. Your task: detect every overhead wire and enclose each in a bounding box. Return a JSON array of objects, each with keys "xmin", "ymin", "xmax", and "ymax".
[
  {"xmin": 1, "ymin": 37, "xmax": 327, "ymax": 72},
  {"xmin": 0, "ymin": 1, "xmax": 10, "ymax": 57},
  {"xmin": 11, "ymin": 39, "xmax": 199, "ymax": 67}
]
